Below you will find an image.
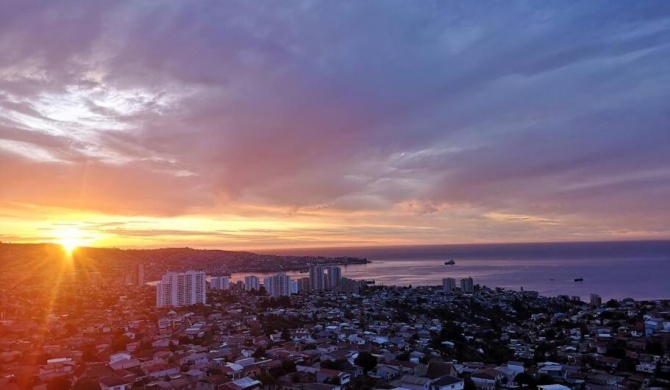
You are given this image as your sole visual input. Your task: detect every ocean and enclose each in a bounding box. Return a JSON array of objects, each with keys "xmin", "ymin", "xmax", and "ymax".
[{"xmin": 257, "ymin": 240, "xmax": 670, "ymax": 301}]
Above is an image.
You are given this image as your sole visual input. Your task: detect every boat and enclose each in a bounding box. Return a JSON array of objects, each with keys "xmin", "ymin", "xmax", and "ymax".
[
  {"xmin": 444, "ymin": 259, "xmax": 456, "ymax": 265},
  {"xmin": 574, "ymin": 278, "xmax": 584, "ymax": 282}
]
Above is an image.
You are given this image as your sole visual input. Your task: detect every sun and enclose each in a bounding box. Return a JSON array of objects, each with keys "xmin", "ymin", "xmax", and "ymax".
[
  {"xmin": 55, "ymin": 228, "xmax": 88, "ymax": 255},
  {"xmin": 59, "ymin": 237, "xmax": 80, "ymax": 255}
]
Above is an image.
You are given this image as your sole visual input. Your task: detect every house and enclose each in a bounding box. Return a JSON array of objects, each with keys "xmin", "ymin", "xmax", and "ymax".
[
  {"xmin": 425, "ymin": 361, "xmax": 457, "ymax": 379},
  {"xmin": 387, "ymin": 360, "xmax": 422, "ymax": 376},
  {"xmin": 537, "ymin": 385, "xmax": 570, "ymax": 390},
  {"xmin": 73, "ymin": 362, "xmax": 115, "ymax": 382},
  {"xmin": 400, "ymin": 375, "xmax": 431, "ymax": 390},
  {"xmin": 495, "ymin": 361, "xmax": 524, "ymax": 382},
  {"xmin": 537, "ymin": 363, "xmax": 565, "ymax": 381},
  {"xmin": 197, "ymin": 375, "xmax": 231, "ymax": 390},
  {"xmin": 110, "ymin": 352, "xmax": 132, "ymax": 364},
  {"xmin": 144, "ymin": 363, "xmax": 180, "ymax": 378},
  {"xmin": 316, "ymin": 368, "xmax": 350, "ymax": 385},
  {"xmin": 470, "ymin": 369, "xmax": 506, "ymax": 387},
  {"xmin": 99, "ymin": 376, "xmax": 133, "ymax": 390},
  {"xmin": 587, "ymin": 373, "xmax": 619, "ymax": 387},
  {"xmin": 430, "ymin": 375, "xmax": 464, "ymax": 390},
  {"xmin": 375, "ymin": 364, "xmax": 402, "ymax": 380},
  {"xmin": 38, "ymin": 360, "xmax": 75, "ymax": 381},
  {"xmin": 222, "ymin": 363, "xmax": 245, "ymax": 379},
  {"xmin": 228, "ymin": 376, "xmax": 262, "ymax": 390}
]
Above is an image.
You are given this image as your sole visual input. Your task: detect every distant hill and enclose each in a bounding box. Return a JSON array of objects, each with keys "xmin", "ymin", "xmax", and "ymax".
[{"xmin": 0, "ymin": 242, "xmax": 368, "ymax": 282}]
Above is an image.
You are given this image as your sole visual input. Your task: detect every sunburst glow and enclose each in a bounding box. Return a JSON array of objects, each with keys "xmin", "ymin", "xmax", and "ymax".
[{"xmin": 55, "ymin": 228, "xmax": 89, "ymax": 255}]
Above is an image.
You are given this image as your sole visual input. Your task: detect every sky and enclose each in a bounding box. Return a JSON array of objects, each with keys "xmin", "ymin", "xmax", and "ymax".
[{"xmin": 1, "ymin": 1, "xmax": 669, "ymax": 250}]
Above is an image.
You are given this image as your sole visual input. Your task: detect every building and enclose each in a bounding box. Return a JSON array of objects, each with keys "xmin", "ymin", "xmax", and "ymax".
[
  {"xmin": 297, "ymin": 277, "xmax": 311, "ymax": 292},
  {"xmin": 442, "ymin": 278, "xmax": 456, "ymax": 292},
  {"xmin": 244, "ymin": 275, "xmax": 260, "ymax": 292},
  {"xmin": 309, "ymin": 265, "xmax": 325, "ymax": 291},
  {"xmin": 340, "ymin": 277, "xmax": 364, "ymax": 294},
  {"xmin": 289, "ymin": 280, "xmax": 298, "ymax": 295},
  {"xmin": 590, "ymin": 293, "xmax": 602, "ymax": 307},
  {"xmin": 326, "ymin": 266, "xmax": 342, "ymax": 290},
  {"xmin": 460, "ymin": 277, "xmax": 474, "ymax": 293},
  {"xmin": 156, "ymin": 271, "xmax": 207, "ymax": 308},
  {"xmin": 211, "ymin": 276, "xmax": 230, "ymax": 290},
  {"xmin": 136, "ymin": 263, "xmax": 144, "ymax": 286},
  {"xmin": 263, "ymin": 273, "xmax": 292, "ymax": 297},
  {"xmin": 126, "ymin": 263, "xmax": 144, "ymax": 286}
]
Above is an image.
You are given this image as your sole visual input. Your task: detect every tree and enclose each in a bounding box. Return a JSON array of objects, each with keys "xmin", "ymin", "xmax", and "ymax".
[
  {"xmin": 618, "ymin": 357, "xmax": 637, "ymax": 372},
  {"xmin": 281, "ymin": 328, "xmax": 291, "ymax": 341},
  {"xmin": 606, "ymin": 346, "xmax": 627, "ymax": 359},
  {"xmin": 354, "ymin": 351, "xmax": 377, "ymax": 374},
  {"xmin": 463, "ymin": 377, "xmax": 476, "ymax": 390},
  {"xmin": 47, "ymin": 377, "xmax": 71, "ymax": 390},
  {"xmin": 258, "ymin": 371, "xmax": 276, "ymax": 387},
  {"xmin": 606, "ymin": 299, "xmax": 619, "ymax": 308},
  {"xmin": 253, "ymin": 346, "xmax": 266, "ymax": 359},
  {"xmin": 536, "ymin": 374, "xmax": 555, "ymax": 385},
  {"xmin": 514, "ymin": 373, "xmax": 536, "ymax": 388},
  {"xmin": 111, "ymin": 335, "xmax": 132, "ymax": 352},
  {"xmin": 73, "ymin": 379, "xmax": 101, "ymax": 390},
  {"xmin": 280, "ymin": 360, "xmax": 297, "ymax": 374},
  {"xmin": 395, "ymin": 351, "xmax": 410, "ymax": 361},
  {"xmin": 321, "ymin": 359, "xmax": 347, "ymax": 370},
  {"xmin": 646, "ymin": 341, "xmax": 665, "ymax": 356}
]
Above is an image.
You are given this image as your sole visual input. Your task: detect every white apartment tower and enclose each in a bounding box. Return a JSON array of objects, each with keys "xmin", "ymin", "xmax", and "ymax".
[
  {"xmin": 211, "ymin": 276, "xmax": 230, "ymax": 290},
  {"xmin": 326, "ymin": 266, "xmax": 342, "ymax": 290},
  {"xmin": 244, "ymin": 275, "xmax": 260, "ymax": 291},
  {"xmin": 460, "ymin": 277, "xmax": 474, "ymax": 293},
  {"xmin": 156, "ymin": 271, "xmax": 206, "ymax": 308},
  {"xmin": 309, "ymin": 265, "xmax": 325, "ymax": 291},
  {"xmin": 264, "ymin": 272, "xmax": 292, "ymax": 297},
  {"xmin": 442, "ymin": 277, "xmax": 456, "ymax": 292},
  {"xmin": 590, "ymin": 293, "xmax": 602, "ymax": 307}
]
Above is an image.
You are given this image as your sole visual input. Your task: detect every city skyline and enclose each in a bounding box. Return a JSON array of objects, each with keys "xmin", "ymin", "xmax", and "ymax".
[{"xmin": 1, "ymin": 1, "xmax": 669, "ymax": 250}]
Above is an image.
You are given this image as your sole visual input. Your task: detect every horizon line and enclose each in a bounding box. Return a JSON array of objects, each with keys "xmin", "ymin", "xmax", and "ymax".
[{"xmin": 2, "ymin": 237, "xmax": 669, "ymax": 253}]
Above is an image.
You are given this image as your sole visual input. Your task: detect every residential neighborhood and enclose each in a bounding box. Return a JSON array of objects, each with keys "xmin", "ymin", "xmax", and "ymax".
[{"xmin": 1, "ymin": 255, "xmax": 669, "ymax": 390}]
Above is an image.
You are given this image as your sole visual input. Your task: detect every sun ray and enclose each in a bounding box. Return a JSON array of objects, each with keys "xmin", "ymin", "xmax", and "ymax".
[{"xmin": 54, "ymin": 227, "xmax": 94, "ymax": 255}]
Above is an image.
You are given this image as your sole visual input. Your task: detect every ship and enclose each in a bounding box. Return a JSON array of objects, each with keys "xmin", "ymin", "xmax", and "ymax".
[
  {"xmin": 444, "ymin": 259, "xmax": 456, "ymax": 265},
  {"xmin": 574, "ymin": 278, "xmax": 584, "ymax": 282}
]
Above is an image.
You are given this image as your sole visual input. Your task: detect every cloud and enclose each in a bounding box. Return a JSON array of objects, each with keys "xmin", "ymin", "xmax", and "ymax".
[{"xmin": 1, "ymin": 1, "xmax": 669, "ymax": 246}]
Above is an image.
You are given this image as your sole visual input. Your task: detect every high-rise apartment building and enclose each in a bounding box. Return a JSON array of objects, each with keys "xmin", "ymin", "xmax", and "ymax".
[
  {"xmin": 264, "ymin": 272, "xmax": 293, "ymax": 297},
  {"xmin": 309, "ymin": 265, "xmax": 325, "ymax": 291},
  {"xmin": 244, "ymin": 275, "xmax": 260, "ymax": 292},
  {"xmin": 442, "ymin": 277, "xmax": 456, "ymax": 292},
  {"xmin": 326, "ymin": 266, "xmax": 342, "ymax": 290},
  {"xmin": 156, "ymin": 271, "xmax": 206, "ymax": 307},
  {"xmin": 211, "ymin": 276, "xmax": 230, "ymax": 290},
  {"xmin": 340, "ymin": 277, "xmax": 364, "ymax": 294},
  {"xmin": 460, "ymin": 277, "xmax": 474, "ymax": 293},
  {"xmin": 126, "ymin": 263, "xmax": 145, "ymax": 286},
  {"xmin": 289, "ymin": 280, "xmax": 298, "ymax": 295},
  {"xmin": 136, "ymin": 263, "xmax": 144, "ymax": 286},
  {"xmin": 297, "ymin": 277, "xmax": 311, "ymax": 292},
  {"xmin": 590, "ymin": 293, "xmax": 602, "ymax": 307}
]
